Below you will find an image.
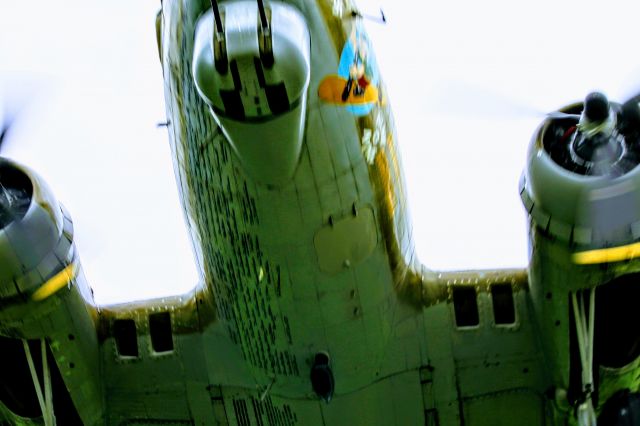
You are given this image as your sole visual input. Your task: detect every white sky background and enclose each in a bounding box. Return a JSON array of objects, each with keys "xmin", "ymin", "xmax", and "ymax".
[{"xmin": 1, "ymin": 0, "xmax": 639, "ymax": 304}]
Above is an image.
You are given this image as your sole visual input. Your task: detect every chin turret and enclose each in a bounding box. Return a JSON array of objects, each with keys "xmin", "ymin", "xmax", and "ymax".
[{"xmin": 192, "ymin": 0, "xmax": 310, "ymax": 186}]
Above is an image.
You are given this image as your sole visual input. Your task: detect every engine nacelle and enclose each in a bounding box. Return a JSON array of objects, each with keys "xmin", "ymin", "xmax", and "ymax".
[
  {"xmin": 521, "ymin": 97, "xmax": 640, "ymax": 416},
  {"xmin": 0, "ymin": 158, "xmax": 104, "ymax": 424}
]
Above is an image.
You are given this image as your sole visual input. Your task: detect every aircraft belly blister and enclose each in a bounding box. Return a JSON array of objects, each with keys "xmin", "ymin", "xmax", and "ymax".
[{"xmin": 1, "ymin": 0, "xmax": 640, "ymax": 425}]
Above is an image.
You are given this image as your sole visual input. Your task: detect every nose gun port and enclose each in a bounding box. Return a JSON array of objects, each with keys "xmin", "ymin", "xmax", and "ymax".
[
  {"xmin": 257, "ymin": 0, "xmax": 274, "ymax": 69},
  {"xmin": 210, "ymin": 0, "xmax": 228, "ymax": 74},
  {"xmin": 193, "ymin": 1, "xmax": 310, "ymax": 186}
]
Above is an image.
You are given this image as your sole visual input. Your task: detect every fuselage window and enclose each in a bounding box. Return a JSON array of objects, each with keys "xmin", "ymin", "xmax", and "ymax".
[
  {"xmin": 149, "ymin": 312, "xmax": 174, "ymax": 353},
  {"xmin": 453, "ymin": 286, "xmax": 480, "ymax": 327},
  {"xmin": 491, "ymin": 283, "xmax": 516, "ymax": 325},
  {"xmin": 114, "ymin": 319, "xmax": 138, "ymax": 357}
]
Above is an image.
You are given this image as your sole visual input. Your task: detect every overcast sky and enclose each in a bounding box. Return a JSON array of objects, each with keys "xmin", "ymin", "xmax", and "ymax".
[{"xmin": 1, "ymin": 0, "xmax": 639, "ymax": 304}]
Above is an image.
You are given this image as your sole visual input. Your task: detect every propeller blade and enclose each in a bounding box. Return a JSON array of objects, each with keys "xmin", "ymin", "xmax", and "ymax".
[
  {"xmin": 547, "ymin": 111, "xmax": 580, "ymax": 120},
  {"xmin": 424, "ymin": 80, "xmax": 547, "ymax": 119},
  {"xmin": 623, "ymin": 93, "xmax": 640, "ymax": 106},
  {"xmin": 0, "ymin": 115, "xmax": 14, "ymax": 153},
  {"xmin": 620, "ymin": 93, "xmax": 640, "ymax": 131}
]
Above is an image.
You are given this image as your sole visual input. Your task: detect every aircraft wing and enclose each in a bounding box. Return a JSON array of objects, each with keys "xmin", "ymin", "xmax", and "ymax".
[{"xmin": 388, "ymin": 266, "xmax": 546, "ymax": 425}]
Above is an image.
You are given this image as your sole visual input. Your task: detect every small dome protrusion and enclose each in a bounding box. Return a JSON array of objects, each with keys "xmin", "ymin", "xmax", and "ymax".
[{"xmin": 310, "ymin": 352, "xmax": 334, "ymax": 403}]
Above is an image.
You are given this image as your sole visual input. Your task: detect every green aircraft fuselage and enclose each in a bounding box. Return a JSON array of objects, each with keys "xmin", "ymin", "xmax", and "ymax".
[{"xmin": 1, "ymin": 0, "xmax": 639, "ymax": 425}]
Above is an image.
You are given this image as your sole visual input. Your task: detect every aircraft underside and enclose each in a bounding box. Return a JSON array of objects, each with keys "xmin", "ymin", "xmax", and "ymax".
[{"xmin": 1, "ymin": 0, "xmax": 640, "ymax": 425}]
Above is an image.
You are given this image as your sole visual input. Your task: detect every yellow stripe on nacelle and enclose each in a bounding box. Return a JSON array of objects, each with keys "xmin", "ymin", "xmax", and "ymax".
[
  {"xmin": 573, "ymin": 242, "xmax": 640, "ymax": 265},
  {"xmin": 31, "ymin": 263, "xmax": 78, "ymax": 301}
]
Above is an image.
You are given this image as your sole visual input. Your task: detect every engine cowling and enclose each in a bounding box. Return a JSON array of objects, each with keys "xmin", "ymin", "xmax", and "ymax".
[
  {"xmin": 522, "ymin": 103, "xmax": 640, "ymax": 251},
  {"xmin": 0, "ymin": 158, "xmax": 68, "ymax": 309}
]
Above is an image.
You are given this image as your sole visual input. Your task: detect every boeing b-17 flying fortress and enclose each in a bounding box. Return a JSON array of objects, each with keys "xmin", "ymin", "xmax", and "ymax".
[{"xmin": 0, "ymin": 0, "xmax": 639, "ymax": 425}]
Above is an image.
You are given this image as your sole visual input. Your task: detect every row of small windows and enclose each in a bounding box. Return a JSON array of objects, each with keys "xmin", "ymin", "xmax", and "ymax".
[
  {"xmin": 113, "ymin": 289, "xmax": 514, "ymax": 353},
  {"xmin": 113, "ymin": 312, "xmax": 174, "ymax": 358},
  {"xmin": 453, "ymin": 283, "xmax": 516, "ymax": 328}
]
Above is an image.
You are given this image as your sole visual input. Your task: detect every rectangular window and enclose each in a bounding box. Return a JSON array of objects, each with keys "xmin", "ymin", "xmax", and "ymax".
[
  {"xmin": 453, "ymin": 286, "xmax": 480, "ymax": 327},
  {"xmin": 149, "ymin": 312, "xmax": 174, "ymax": 353},
  {"xmin": 114, "ymin": 319, "xmax": 138, "ymax": 357},
  {"xmin": 491, "ymin": 284, "xmax": 516, "ymax": 325}
]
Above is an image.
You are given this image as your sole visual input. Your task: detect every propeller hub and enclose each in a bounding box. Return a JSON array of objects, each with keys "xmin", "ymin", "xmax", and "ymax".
[
  {"xmin": 571, "ymin": 132, "xmax": 623, "ymax": 167},
  {"xmin": 583, "ymin": 92, "xmax": 610, "ymax": 123}
]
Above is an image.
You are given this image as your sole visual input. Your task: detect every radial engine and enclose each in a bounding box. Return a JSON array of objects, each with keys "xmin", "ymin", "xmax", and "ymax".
[{"xmin": 521, "ymin": 92, "xmax": 640, "ymax": 423}]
